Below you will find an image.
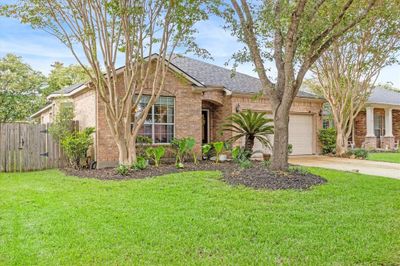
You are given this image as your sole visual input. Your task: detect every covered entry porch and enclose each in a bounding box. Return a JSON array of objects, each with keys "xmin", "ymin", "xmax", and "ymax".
[{"xmin": 363, "ymin": 105, "xmax": 400, "ymax": 150}]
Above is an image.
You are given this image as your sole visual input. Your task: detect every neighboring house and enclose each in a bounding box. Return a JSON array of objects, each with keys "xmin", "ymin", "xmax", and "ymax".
[
  {"xmin": 31, "ymin": 55, "xmax": 324, "ymax": 168},
  {"xmin": 353, "ymin": 87, "xmax": 400, "ymax": 150}
]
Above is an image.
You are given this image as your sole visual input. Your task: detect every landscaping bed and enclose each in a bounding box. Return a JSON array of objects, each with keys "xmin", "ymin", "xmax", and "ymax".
[{"xmin": 64, "ymin": 161, "xmax": 326, "ymax": 190}]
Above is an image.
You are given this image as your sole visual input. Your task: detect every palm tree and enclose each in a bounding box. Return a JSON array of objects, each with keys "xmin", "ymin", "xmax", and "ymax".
[{"xmin": 221, "ymin": 110, "xmax": 274, "ymax": 154}]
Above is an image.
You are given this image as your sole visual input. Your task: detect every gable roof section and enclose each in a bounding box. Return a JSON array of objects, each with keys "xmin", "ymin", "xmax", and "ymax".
[
  {"xmin": 368, "ymin": 87, "xmax": 400, "ymax": 106},
  {"xmin": 47, "ymin": 54, "xmax": 319, "ymax": 99},
  {"xmin": 169, "ymin": 55, "xmax": 318, "ymax": 98}
]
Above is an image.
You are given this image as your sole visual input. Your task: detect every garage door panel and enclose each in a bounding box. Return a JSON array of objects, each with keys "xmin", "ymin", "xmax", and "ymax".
[
  {"xmin": 246, "ymin": 114, "xmax": 313, "ymax": 156},
  {"xmin": 288, "ymin": 115, "xmax": 313, "ymax": 155}
]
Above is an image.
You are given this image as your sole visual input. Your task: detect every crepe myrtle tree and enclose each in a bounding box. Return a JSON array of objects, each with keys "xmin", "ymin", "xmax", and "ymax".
[
  {"xmin": 308, "ymin": 0, "xmax": 400, "ymax": 156},
  {"xmin": 224, "ymin": 0, "xmax": 378, "ymax": 171},
  {"xmin": 1, "ymin": 0, "xmax": 218, "ymax": 165}
]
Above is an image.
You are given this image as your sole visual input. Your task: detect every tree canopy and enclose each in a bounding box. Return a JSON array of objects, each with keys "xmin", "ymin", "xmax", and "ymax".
[
  {"xmin": 224, "ymin": 0, "xmax": 379, "ymax": 170},
  {"xmin": 0, "ymin": 53, "xmax": 45, "ymax": 122},
  {"xmin": 43, "ymin": 62, "xmax": 89, "ymax": 97}
]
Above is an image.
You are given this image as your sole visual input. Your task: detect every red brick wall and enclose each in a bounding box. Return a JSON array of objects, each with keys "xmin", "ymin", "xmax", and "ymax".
[
  {"xmin": 354, "ymin": 111, "xmax": 366, "ymax": 147},
  {"xmin": 393, "ymin": 109, "xmax": 400, "ymax": 142},
  {"xmin": 96, "ymin": 70, "xmax": 203, "ymax": 167}
]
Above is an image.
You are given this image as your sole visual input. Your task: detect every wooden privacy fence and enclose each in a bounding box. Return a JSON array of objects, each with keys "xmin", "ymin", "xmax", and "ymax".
[{"xmin": 0, "ymin": 123, "xmax": 67, "ymax": 172}]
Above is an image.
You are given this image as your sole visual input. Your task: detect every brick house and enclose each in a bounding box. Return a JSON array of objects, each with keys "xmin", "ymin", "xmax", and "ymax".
[
  {"xmin": 352, "ymin": 87, "xmax": 400, "ymax": 150},
  {"xmin": 31, "ymin": 55, "xmax": 325, "ymax": 168}
]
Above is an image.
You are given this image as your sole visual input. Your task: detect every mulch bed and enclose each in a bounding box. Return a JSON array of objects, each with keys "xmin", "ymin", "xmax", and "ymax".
[{"xmin": 63, "ymin": 161, "xmax": 326, "ymax": 190}]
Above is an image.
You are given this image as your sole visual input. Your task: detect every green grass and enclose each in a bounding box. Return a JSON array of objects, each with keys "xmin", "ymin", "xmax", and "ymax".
[
  {"xmin": 0, "ymin": 169, "xmax": 399, "ymax": 265},
  {"xmin": 367, "ymin": 152, "xmax": 400, "ymax": 163}
]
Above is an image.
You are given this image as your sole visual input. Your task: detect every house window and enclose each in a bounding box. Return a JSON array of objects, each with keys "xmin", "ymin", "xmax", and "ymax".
[{"xmin": 136, "ymin": 96, "xmax": 175, "ymax": 144}]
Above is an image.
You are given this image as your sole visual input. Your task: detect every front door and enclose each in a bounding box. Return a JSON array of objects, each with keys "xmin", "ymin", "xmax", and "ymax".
[{"xmin": 202, "ymin": 110, "xmax": 210, "ymax": 144}]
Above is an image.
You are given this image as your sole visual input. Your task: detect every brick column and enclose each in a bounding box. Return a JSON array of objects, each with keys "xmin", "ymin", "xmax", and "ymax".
[
  {"xmin": 364, "ymin": 106, "xmax": 376, "ymax": 149},
  {"xmin": 383, "ymin": 108, "xmax": 394, "ymax": 149}
]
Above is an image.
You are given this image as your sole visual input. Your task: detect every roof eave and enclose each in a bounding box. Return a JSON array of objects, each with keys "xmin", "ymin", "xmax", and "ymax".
[{"xmin": 30, "ymin": 104, "xmax": 52, "ymax": 119}]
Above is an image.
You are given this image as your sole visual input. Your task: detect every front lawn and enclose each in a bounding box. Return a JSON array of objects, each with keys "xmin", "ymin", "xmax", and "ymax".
[
  {"xmin": 0, "ymin": 169, "xmax": 399, "ymax": 265},
  {"xmin": 368, "ymin": 152, "xmax": 400, "ymax": 163}
]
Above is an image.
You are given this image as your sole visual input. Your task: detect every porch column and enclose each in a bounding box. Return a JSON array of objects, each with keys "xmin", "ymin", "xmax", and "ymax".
[
  {"xmin": 365, "ymin": 107, "xmax": 375, "ymax": 137},
  {"xmin": 383, "ymin": 108, "xmax": 395, "ymax": 149},
  {"xmin": 364, "ymin": 106, "xmax": 376, "ymax": 149},
  {"xmin": 384, "ymin": 108, "xmax": 393, "ymax": 137}
]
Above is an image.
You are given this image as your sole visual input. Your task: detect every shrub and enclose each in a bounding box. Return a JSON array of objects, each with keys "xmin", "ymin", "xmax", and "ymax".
[
  {"xmin": 263, "ymin": 160, "xmax": 271, "ymax": 168},
  {"xmin": 171, "ymin": 137, "xmax": 197, "ymax": 168},
  {"xmin": 136, "ymin": 136, "xmax": 152, "ymax": 156},
  {"xmin": 348, "ymin": 148, "xmax": 369, "ymax": 159},
  {"xmin": 232, "ymin": 146, "xmax": 252, "ymax": 163},
  {"xmin": 115, "ymin": 164, "xmax": 129, "ymax": 175},
  {"xmin": 319, "ymin": 128, "xmax": 336, "ymax": 154},
  {"xmin": 145, "ymin": 146, "xmax": 165, "ymax": 167},
  {"xmin": 239, "ymin": 159, "xmax": 252, "ymax": 169},
  {"xmin": 202, "ymin": 144, "xmax": 212, "ymax": 159},
  {"xmin": 213, "ymin": 141, "xmax": 225, "ymax": 163},
  {"xmin": 48, "ymin": 101, "xmax": 75, "ymax": 141},
  {"xmin": 288, "ymin": 166, "xmax": 310, "ymax": 176},
  {"xmin": 61, "ymin": 127, "xmax": 95, "ymax": 169},
  {"xmin": 131, "ymin": 156, "xmax": 148, "ymax": 170},
  {"xmin": 221, "ymin": 110, "xmax": 274, "ymax": 154}
]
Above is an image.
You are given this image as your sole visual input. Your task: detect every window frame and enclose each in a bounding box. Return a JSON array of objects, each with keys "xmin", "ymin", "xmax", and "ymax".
[{"xmin": 137, "ymin": 96, "xmax": 176, "ymax": 145}]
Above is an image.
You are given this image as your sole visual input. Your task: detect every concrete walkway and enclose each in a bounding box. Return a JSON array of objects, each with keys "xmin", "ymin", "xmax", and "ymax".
[{"xmin": 289, "ymin": 156, "xmax": 400, "ymax": 180}]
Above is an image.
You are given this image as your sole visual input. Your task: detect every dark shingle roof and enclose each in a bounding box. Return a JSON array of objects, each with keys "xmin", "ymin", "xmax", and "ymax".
[
  {"xmin": 170, "ymin": 55, "xmax": 317, "ymax": 98},
  {"xmin": 50, "ymin": 55, "xmax": 319, "ymax": 99},
  {"xmin": 368, "ymin": 87, "xmax": 400, "ymax": 105},
  {"xmin": 51, "ymin": 82, "xmax": 86, "ymax": 95}
]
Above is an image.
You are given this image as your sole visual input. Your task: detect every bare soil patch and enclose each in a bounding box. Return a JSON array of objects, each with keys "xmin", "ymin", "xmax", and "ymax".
[{"xmin": 63, "ymin": 161, "xmax": 326, "ymax": 190}]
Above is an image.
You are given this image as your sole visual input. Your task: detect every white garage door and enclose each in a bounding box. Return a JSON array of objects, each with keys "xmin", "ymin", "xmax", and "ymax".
[
  {"xmin": 288, "ymin": 114, "xmax": 313, "ymax": 155},
  {"xmin": 250, "ymin": 114, "xmax": 313, "ymax": 156}
]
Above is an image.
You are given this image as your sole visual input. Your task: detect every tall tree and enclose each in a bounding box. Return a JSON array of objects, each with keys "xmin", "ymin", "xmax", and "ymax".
[
  {"xmin": 0, "ymin": 54, "xmax": 45, "ymax": 122},
  {"xmin": 2, "ymin": 0, "xmax": 217, "ymax": 165},
  {"xmin": 224, "ymin": 0, "xmax": 377, "ymax": 170},
  {"xmin": 308, "ymin": 2, "xmax": 400, "ymax": 156},
  {"xmin": 44, "ymin": 62, "xmax": 89, "ymax": 97}
]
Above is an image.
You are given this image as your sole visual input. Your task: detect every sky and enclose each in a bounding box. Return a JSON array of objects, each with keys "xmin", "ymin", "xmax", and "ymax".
[{"xmin": 0, "ymin": 15, "xmax": 399, "ymax": 88}]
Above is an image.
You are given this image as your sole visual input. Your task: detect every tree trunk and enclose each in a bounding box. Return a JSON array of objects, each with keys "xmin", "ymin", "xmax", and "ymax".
[
  {"xmin": 116, "ymin": 137, "xmax": 130, "ymax": 166},
  {"xmin": 270, "ymin": 106, "xmax": 290, "ymax": 171},
  {"xmin": 244, "ymin": 135, "xmax": 255, "ymax": 154},
  {"xmin": 128, "ymin": 141, "xmax": 137, "ymax": 164},
  {"xmin": 335, "ymin": 127, "xmax": 348, "ymax": 156}
]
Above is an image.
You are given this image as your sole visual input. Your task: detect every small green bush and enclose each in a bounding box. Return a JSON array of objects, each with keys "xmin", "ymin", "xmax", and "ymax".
[
  {"xmin": 263, "ymin": 160, "xmax": 271, "ymax": 168},
  {"xmin": 202, "ymin": 144, "xmax": 213, "ymax": 159},
  {"xmin": 232, "ymin": 146, "xmax": 252, "ymax": 163},
  {"xmin": 288, "ymin": 166, "xmax": 310, "ymax": 176},
  {"xmin": 213, "ymin": 141, "xmax": 225, "ymax": 163},
  {"xmin": 131, "ymin": 156, "xmax": 148, "ymax": 170},
  {"xmin": 239, "ymin": 160, "xmax": 252, "ymax": 169},
  {"xmin": 319, "ymin": 128, "xmax": 336, "ymax": 154},
  {"xmin": 136, "ymin": 136, "xmax": 153, "ymax": 156},
  {"xmin": 61, "ymin": 127, "xmax": 95, "ymax": 169},
  {"xmin": 145, "ymin": 146, "xmax": 165, "ymax": 167},
  {"xmin": 348, "ymin": 148, "xmax": 369, "ymax": 159},
  {"xmin": 176, "ymin": 162, "xmax": 184, "ymax": 169},
  {"xmin": 171, "ymin": 137, "xmax": 197, "ymax": 167},
  {"xmin": 48, "ymin": 102, "xmax": 74, "ymax": 141},
  {"xmin": 115, "ymin": 164, "xmax": 129, "ymax": 175}
]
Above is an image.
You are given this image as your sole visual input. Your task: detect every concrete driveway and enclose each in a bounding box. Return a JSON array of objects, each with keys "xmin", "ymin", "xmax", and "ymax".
[{"xmin": 289, "ymin": 156, "xmax": 400, "ymax": 179}]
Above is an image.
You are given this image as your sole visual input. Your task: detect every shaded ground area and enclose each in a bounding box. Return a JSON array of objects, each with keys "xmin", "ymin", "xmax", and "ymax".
[
  {"xmin": 290, "ymin": 155, "xmax": 400, "ymax": 179},
  {"xmin": 1, "ymin": 169, "xmax": 399, "ymax": 265},
  {"xmin": 64, "ymin": 161, "xmax": 326, "ymax": 190}
]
